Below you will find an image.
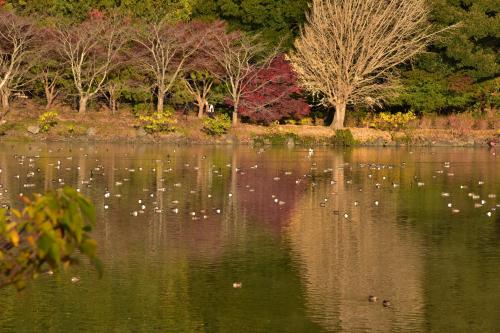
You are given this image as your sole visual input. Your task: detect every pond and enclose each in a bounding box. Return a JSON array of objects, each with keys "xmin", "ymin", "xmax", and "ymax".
[{"xmin": 0, "ymin": 143, "xmax": 498, "ymax": 332}]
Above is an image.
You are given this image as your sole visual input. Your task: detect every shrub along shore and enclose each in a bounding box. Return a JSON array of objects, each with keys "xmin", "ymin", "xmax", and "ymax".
[{"xmin": 0, "ymin": 104, "xmax": 497, "ymax": 147}]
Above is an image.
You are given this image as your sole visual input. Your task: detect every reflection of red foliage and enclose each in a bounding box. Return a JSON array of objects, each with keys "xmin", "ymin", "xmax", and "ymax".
[
  {"xmin": 235, "ymin": 54, "xmax": 310, "ymax": 124},
  {"xmin": 236, "ymin": 160, "xmax": 307, "ymax": 233},
  {"xmin": 0, "ymin": 0, "xmax": 5, "ymax": 7}
]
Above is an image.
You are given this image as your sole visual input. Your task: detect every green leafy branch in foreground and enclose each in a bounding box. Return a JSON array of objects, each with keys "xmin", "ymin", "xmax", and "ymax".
[{"xmin": 0, "ymin": 187, "xmax": 101, "ymax": 290}]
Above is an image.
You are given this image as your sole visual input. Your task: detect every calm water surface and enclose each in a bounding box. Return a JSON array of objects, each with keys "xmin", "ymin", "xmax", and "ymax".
[{"xmin": 0, "ymin": 143, "xmax": 498, "ymax": 332}]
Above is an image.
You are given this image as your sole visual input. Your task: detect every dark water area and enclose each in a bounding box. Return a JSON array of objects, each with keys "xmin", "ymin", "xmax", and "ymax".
[{"xmin": 0, "ymin": 143, "xmax": 498, "ymax": 332}]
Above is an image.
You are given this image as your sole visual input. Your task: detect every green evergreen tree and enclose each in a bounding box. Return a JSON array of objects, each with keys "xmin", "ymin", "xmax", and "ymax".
[
  {"xmin": 5, "ymin": 0, "xmax": 192, "ymax": 21},
  {"xmin": 192, "ymin": 0, "xmax": 309, "ymax": 46},
  {"xmin": 391, "ymin": 0, "xmax": 499, "ymax": 114}
]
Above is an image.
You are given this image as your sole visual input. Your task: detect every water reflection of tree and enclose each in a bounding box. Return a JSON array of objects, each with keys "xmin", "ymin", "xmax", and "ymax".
[
  {"xmin": 181, "ymin": 147, "xmax": 322, "ymax": 332},
  {"xmin": 286, "ymin": 149, "xmax": 426, "ymax": 332},
  {"xmin": 235, "ymin": 148, "xmax": 312, "ymax": 232}
]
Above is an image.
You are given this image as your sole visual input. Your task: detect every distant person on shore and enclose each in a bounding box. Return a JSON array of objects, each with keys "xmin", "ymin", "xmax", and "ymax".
[{"xmin": 208, "ymin": 104, "xmax": 215, "ymax": 118}]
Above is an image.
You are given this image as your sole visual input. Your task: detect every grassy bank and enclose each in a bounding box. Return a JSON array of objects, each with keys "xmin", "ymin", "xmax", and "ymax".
[{"xmin": 0, "ymin": 105, "xmax": 498, "ymax": 147}]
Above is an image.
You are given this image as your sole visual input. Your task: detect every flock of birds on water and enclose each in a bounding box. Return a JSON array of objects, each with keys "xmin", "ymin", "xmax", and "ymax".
[{"xmin": 0, "ymin": 145, "xmax": 498, "ymax": 309}]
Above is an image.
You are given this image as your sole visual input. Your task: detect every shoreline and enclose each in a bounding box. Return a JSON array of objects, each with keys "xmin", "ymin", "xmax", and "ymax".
[
  {"xmin": 0, "ymin": 108, "xmax": 497, "ymax": 148},
  {"xmin": 0, "ymin": 127, "xmax": 496, "ymax": 148}
]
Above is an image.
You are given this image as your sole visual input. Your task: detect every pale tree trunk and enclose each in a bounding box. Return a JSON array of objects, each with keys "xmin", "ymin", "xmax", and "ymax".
[
  {"xmin": 45, "ymin": 97, "xmax": 55, "ymax": 110},
  {"xmin": 197, "ymin": 104, "xmax": 204, "ymax": 118},
  {"xmin": 331, "ymin": 100, "xmax": 346, "ymax": 130},
  {"xmin": 79, "ymin": 95, "xmax": 89, "ymax": 114},
  {"xmin": 110, "ymin": 99, "xmax": 117, "ymax": 114},
  {"xmin": 107, "ymin": 85, "xmax": 118, "ymax": 114},
  {"xmin": 43, "ymin": 73, "xmax": 59, "ymax": 110},
  {"xmin": 196, "ymin": 96, "xmax": 205, "ymax": 118},
  {"xmin": 1, "ymin": 90, "xmax": 10, "ymax": 113},
  {"xmin": 45, "ymin": 86, "xmax": 56, "ymax": 110},
  {"xmin": 232, "ymin": 111, "xmax": 238, "ymax": 125},
  {"xmin": 157, "ymin": 89, "xmax": 165, "ymax": 113},
  {"xmin": 232, "ymin": 104, "xmax": 238, "ymax": 126}
]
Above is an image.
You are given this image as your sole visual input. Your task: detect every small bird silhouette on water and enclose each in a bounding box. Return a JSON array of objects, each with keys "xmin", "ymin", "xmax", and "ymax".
[
  {"xmin": 382, "ymin": 300, "xmax": 391, "ymax": 308},
  {"xmin": 368, "ymin": 295, "xmax": 377, "ymax": 302}
]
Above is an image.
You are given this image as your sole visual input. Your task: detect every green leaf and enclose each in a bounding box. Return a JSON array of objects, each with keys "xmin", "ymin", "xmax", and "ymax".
[
  {"xmin": 80, "ymin": 239, "xmax": 97, "ymax": 257},
  {"xmin": 37, "ymin": 234, "xmax": 53, "ymax": 258},
  {"xmin": 49, "ymin": 243, "xmax": 61, "ymax": 267},
  {"xmin": 90, "ymin": 257, "xmax": 104, "ymax": 278}
]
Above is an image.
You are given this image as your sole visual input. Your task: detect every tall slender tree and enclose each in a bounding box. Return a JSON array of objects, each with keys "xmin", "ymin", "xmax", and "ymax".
[
  {"xmin": 55, "ymin": 13, "xmax": 128, "ymax": 113},
  {"xmin": 33, "ymin": 27, "xmax": 66, "ymax": 109},
  {"xmin": 0, "ymin": 10, "xmax": 37, "ymax": 113},
  {"xmin": 182, "ymin": 21, "xmax": 226, "ymax": 118},
  {"xmin": 134, "ymin": 19, "xmax": 204, "ymax": 114},
  {"xmin": 210, "ymin": 32, "xmax": 277, "ymax": 125}
]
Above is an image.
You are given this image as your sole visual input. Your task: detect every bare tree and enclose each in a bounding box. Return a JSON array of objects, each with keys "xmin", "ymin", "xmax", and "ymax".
[
  {"xmin": 35, "ymin": 27, "xmax": 64, "ymax": 109},
  {"xmin": 183, "ymin": 71, "xmax": 214, "ymax": 118},
  {"xmin": 289, "ymin": 0, "xmax": 446, "ymax": 129},
  {"xmin": 40, "ymin": 67, "xmax": 61, "ymax": 109},
  {"xmin": 134, "ymin": 19, "xmax": 203, "ymax": 114},
  {"xmin": 56, "ymin": 15, "xmax": 128, "ymax": 113},
  {"xmin": 0, "ymin": 11, "xmax": 37, "ymax": 114},
  {"xmin": 183, "ymin": 21, "xmax": 226, "ymax": 118},
  {"xmin": 105, "ymin": 80, "xmax": 121, "ymax": 114},
  {"xmin": 103, "ymin": 48, "xmax": 131, "ymax": 114},
  {"xmin": 210, "ymin": 32, "xmax": 277, "ymax": 125}
]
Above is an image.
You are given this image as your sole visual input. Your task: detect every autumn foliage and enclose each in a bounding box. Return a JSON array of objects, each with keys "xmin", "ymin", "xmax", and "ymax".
[
  {"xmin": 0, "ymin": 187, "xmax": 100, "ymax": 290},
  {"xmin": 235, "ymin": 54, "xmax": 310, "ymax": 124}
]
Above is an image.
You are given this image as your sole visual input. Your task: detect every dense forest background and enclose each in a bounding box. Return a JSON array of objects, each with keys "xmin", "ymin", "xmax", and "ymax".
[{"xmin": 1, "ymin": 0, "xmax": 498, "ymax": 118}]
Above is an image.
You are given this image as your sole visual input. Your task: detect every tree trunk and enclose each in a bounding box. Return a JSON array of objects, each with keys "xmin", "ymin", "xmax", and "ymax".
[
  {"xmin": 198, "ymin": 104, "xmax": 204, "ymax": 118},
  {"xmin": 232, "ymin": 105, "xmax": 238, "ymax": 126},
  {"xmin": 1, "ymin": 90, "xmax": 10, "ymax": 112},
  {"xmin": 79, "ymin": 95, "xmax": 89, "ymax": 113},
  {"xmin": 43, "ymin": 73, "xmax": 58, "ymax": 110},
  {"xmin": 157, "ymin": 89, "xmax": 165, "ymax": 113},
  {"xmin": 110, "ymin": 99, "xmax": 117, "ymax": 114},
  {"xmin": 108, "ymin": 86, "xmax": 118, "ymax": 114},
  {"xmin": 44, "ymin": 85, "xmax": 55, "ymax": 109},
  {"xmin": 196, "ymin": 96, "xmax": 205, "ymax": 118},
  {"xmin": 45, "ymin": 98, "xmax": 54, "ymax": 110},
  {"xmin": 331, "ymin": 100, "xmax": 346, "ymax": 129}
]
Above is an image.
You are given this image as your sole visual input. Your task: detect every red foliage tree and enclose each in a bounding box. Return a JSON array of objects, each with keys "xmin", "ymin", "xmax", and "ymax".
[
  {"xmin": 89, "ymin": 8, "xmax": 105, "ymax": 20},
  {"xmin": 234, "ymin": 54, "xmax": 310, "ymax": 124}
]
